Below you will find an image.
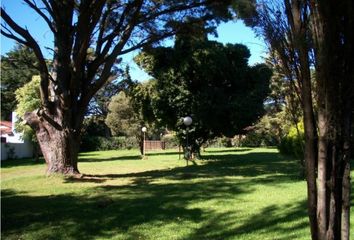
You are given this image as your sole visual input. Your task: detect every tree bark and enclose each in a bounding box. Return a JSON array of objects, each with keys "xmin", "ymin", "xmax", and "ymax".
[
  {"xmin": 284, "ymin": 1, "xmax": 319, "ymax": 237},
  {"xmin": 256, "ymin": 0, "xmax": 352, "ymax": 239},
  {"xmin": 317, "ymin": 111, "xmax": 328, "ymax": 239},
  {"xmin": 24, "ymin": 110, "xmax": 81, "ymax": 175}
]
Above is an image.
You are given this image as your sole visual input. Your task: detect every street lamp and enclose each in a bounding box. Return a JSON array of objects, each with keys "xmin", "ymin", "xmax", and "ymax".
[
  {"xmin": 183, "ymin": 116, "xmax": 192, "ymax": 165},
  {"xmin": 142, "ymin": 126, "xmax": 147, "ymax": 157},
  {"xmin": 183, "ymin": 116, "xmax": 192, "ymax": 126}
]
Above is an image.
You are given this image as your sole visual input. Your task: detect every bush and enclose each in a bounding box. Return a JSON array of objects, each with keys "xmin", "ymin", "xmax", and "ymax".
[
  {"xmin": 278, "ymin": 122, "xmax": 304, "ymax": 158},
  {"xmin": 239, "ymin": 132, "xmax": 263, "ymax": 147},
  {"xmin": 161, "ymin": 134, "xmax": 179, "ymax": 149},
  {"xmin": 220, "ymin": 137, "xmax": 232, "ymax": 147},
  {"xmin": 124, "ymin": 137, "xmax": 138, "ymax": 150},
  {"xmin": 239, "ymin": 131, "xmax": 278, "ymax": 148},
  {"xmin": 83, "ymin": 116, "xmax": 110, "ymax": 137},
  {"xmin": 80, "ymin": 136, "xmax": 138, "ymax": 152}
]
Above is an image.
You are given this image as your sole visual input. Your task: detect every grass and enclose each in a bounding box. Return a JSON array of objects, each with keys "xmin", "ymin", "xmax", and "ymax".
[{"xmin": 1, "ymin": 148, "xmax": 353, "ymax": 240}]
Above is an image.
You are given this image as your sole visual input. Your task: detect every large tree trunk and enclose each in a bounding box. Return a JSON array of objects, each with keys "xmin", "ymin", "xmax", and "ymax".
[
  {"xmin": 24, "ymin": 109, "xmax": 81, "ymax": 175},
  {"xmin": 310, "ymin": 1, "xmax": 353, "ymax": 239},
  {"xmin": 284, "ymin": 1, "xmax": 319, "ymax": 237},
  {"xmin": 314, "ymin": 89, "xmax": 352, "ymax": 240},
  {"xmin": 257, "ymin": 0, "xmax": 352, "ymax": 239}
]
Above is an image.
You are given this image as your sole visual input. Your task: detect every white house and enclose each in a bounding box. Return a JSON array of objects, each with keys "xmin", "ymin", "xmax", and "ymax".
[{"xmin": 1, "ymin": 112, "xmax": 34, "ymax": 160}]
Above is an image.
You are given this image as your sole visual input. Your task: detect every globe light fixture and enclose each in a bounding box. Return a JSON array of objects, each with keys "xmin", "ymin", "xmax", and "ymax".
[
  {"xmin": 183, "ymin": 116, "xmax": 192, "ymax": 165},
  {"xmin": 141, "ymin": 126, "xmax": 147, "ymax": 157},
  {"xmin": 183, "ymin": 116, "xmax": 192, "ymax": 126}
]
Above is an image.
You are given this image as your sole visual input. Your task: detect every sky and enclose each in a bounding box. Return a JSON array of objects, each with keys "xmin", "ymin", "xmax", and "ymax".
[{"xmin": 1, "ymin": 1, "xmax": 267, "ymax": 81}]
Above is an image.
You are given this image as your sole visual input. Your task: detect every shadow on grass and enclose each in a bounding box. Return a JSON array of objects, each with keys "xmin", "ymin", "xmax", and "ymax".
[
  {"xmin": 1, "ymin": 176, "xmax": 311, "ymax": 240},
  {"xmin": 74, "ymin": 151, "xmax": 302, "ymax": 185},
  {"xmin": 79, "ymin": 154, "xmax": 141, "ymax": 163},
  {"xmin": 2, "ymin": 149, "xmax": 353, "ymax": 239},
  {"xmin": 187, "ymin": 200, "xmax": 309, "ymax": 240},
  {"xmin": 203, "ymin": 148, "xmax": 252, "ymax": 153},
  {"xmin": 1, "ymin": 178, "xmax": 249, "ymax": 240},
  {"xmin": 0, "ymin": 158, "xmax": 45, "ymax": 168},
  {"xmin": 144, "ymin": 151, "xmax": 180, "ymax": 156}
]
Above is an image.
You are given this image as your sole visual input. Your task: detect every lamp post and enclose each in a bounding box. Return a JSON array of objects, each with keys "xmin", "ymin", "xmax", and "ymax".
[
  {"xmin": 142, "ymin": 126, "xmax": 147, "ymax": 158},
  {"xmin": 183, "ymin": 116, "xmax": 192, "ymax": 165}
]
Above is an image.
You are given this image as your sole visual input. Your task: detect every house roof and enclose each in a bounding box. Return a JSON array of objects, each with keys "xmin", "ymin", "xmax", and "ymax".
[{"xmin": 0, "ymin": 121, "xmax": 13, "ymax": 136}]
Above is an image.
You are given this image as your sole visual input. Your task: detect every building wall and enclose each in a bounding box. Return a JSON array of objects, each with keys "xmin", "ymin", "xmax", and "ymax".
[
  {"xmin": 1, "ymin": 140, "xmax": 34, "ymax": 161},
  {"xmin": 0, "ymin": 112, "xmax": 35, "ymax": 160}
]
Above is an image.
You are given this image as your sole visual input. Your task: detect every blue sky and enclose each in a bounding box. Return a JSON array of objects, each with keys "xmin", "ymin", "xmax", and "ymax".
[{"xmin": 1, "ymin": 1, "xmax": 267, "ymax": 81}]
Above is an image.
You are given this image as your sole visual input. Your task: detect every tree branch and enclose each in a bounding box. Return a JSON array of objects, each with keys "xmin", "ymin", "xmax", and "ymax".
[
  {"xmin": 1, "ymin": 7, "xmax": 50, "ymax": 106},
  {"xmin": 85, "ymin": 0, "xmax": 144, "ymax": 103},
  {"xmin": 71, "ymin": 0, "xmax": 106, "ymax": 101},
  {"xmin": 137, "ymin": 1, "xmax": 207, "ymax": 25},
  {"xmin": 23, "ymin": 0, "xmax": 56, "ymax": 33},
  {"xmin": 40, "ymin": 0, "xmax": 53, "ymax": 15},
  {"xmin": 95, "ymin": 4, "xmax": 111, "ymax": 56},
  {"xmin": 0, "ymin": 25, "xmax": 28, "ymax": 45},
  {"xmin": 120, "ymin": 30, "xmax": 175, "ymax": 55}
]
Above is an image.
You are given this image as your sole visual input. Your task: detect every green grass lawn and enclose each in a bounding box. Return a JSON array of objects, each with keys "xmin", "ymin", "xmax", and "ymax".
[{"xmin": 1, "ymin": 148, "xmax": 353, "ymax": 240}]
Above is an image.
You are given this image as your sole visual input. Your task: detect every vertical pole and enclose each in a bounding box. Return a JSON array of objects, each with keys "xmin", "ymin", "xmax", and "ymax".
[
  {"xmin": 186, "ymin": 127, "xmax": 189, "ymax": 166},
  {"xmin": 143, "ymin": 131, "xmax": 145, "ymax": 157}
]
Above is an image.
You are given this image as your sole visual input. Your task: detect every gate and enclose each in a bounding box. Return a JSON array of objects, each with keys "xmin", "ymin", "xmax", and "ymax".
[{"xmin": 144, "ymin": 140, "xmax": 166, "ymax": 151}]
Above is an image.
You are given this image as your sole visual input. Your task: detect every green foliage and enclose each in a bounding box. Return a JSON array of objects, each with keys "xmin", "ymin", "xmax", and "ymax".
[
  {"xmin": 82, "ymin": 116, "xmax": 110, "ymax": 137},
  {"xmin": 1, "ymin": 45, "xmax": 39, "ymax": 120},
  {"xmin": 124, "ymin": 136, "xmax": 139, "ymax": 150},
  {"xmin": 134, "ymin": 33, "xmax": 272, "ymax": 154},
  {"xmin": 220, "ymin": 137, "xmax": 233, "ymax": 148},
  {"xmin": 14, "ymin": 76, "xmax": 41, "ymax": 142},
  {"xmin": 80, "ymin": 116, "xmax": 112, "ymax": 151},
  {"xmin": 241, "ymin": 109, "xmax": 293, "ymax": 147},
  {"xmin": 106, "ymin": 92, "xmax": 141, "ymax": 137},
  {"xmin": 239, "ymin": 132, "xmax": 264, "ymax": 147},
  {"xmin": 129, "ymin": 80, "xmax": 157, "ymax": 124},
  {"xmin": 80, "ymin": 136, "xmax": 138, "ymax": 152},
  {"xmin": 238, "ymin": 53, "xmax": 303, "ymax": 149},
  {"xmin": 161, "ymin": 133, "xmax": 180, "ymax": 149},
  {"xmin": 278, "ymin": 122, "xmax": 305, "ymax": 159},
  {"xmin": 88, "ymin": 66, "xmax": 135, "ymax": 116},
  {"xmin": 15, "ymin": 76, "xmax": 41, "ymax": 117},
  {"xmin": 106, "ymin": 89, "xmax": 165, "ymax": 154}
]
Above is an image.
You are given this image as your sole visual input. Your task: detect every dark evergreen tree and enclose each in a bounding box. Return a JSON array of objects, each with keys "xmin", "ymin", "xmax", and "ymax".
[
  {"xmin": 1, "ymin": 44, "xmax": 39, "ymax": 120},
  {"xmin": 134, "ymin": 30, "xmax": 272, "ymax": 157}
]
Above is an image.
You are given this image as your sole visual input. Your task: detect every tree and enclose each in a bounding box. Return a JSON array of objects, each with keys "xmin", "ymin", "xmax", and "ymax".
[
  {"xmin": 15, "ymin": 76, "xmax": 41, "ymax": 118},
  {"xmin": 134, "ymin": 31, "xmax": 272, "ymax": 157},
  {"xmin": 87, "ymin": 66, "xmax": 134, "ymax": 117},
  {"xmin": 0, "ymin": 44, "xmax": 39, "ymax": 120},
  {"xmin": 253, "ymin": 1, "xmax": 353, "ymax": 239},
  {"xmin": 1, "ymin": 0, "xmax": 235, "ymax": 175},
  {"xmin": 106, "ymin": 91, "xmax": 141, "ymax": 138},
  {"xmin": 84, "ymin": 66, "xmax": 135, "ymax": 138},
  {"xmin": 15, "ymin": 75, "xmax": 41, "ymax": 161},
  {"xmin": 107, "ymin": 89, "xmax": 165, "ymax": 154}
]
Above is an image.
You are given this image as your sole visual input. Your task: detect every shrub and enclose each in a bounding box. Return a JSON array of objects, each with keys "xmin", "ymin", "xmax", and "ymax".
[
  {"xmin": 278, "ymin": 122, "xmax": 304, "ymax": 158},
  {"xmin": 161, "ymin": 134, "xmax": 179, "ymax": 149},
  {"xmin": 80, "ymin": 136, "xmax": 138, "ymax": 152},
  {"xmin": 239, "ymin": 132, "xmax": 263, "ymax": 147},
  {"xmin": 239, "ymin": 131, "xmax": 279, "ymax": 148},
  {"xmin": 124, "ymin": 137, "xmax": 138, "ymax": 150},
  {"xmin": 220, "ymin": 137, "xmax": 232, "ymax": 147}
]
